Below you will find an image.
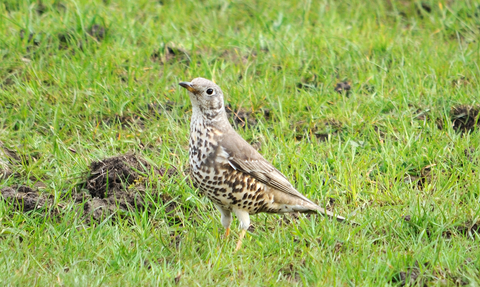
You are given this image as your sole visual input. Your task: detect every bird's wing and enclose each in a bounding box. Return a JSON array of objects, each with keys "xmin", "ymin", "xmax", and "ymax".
[{"xmin": 219, "ymin": 131, "xmax": 315, "ymax": 205}]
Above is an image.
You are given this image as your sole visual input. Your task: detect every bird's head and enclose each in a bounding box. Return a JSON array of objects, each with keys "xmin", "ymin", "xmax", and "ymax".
[{"xmin": 179, "ymin": 77, "xmax": 225, "ymax": 119}]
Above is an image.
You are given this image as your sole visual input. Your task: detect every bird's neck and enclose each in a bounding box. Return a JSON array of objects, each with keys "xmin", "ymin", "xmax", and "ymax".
[{"xmin": 190, "ymin": 106, "xmax": 230, "ymax": 132}]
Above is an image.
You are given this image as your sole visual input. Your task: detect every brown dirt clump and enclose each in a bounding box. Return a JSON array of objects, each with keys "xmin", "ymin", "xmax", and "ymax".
[
  {"xmin": 334, "ymin": 81, "xmax": 351, "ymax": 95},
  {"xmin": 1, "ymin": 185, "xmax": 51, "ymax": 212},
  {"xmin": 84, "ymin": 153, "xmax": 175, "ymax": 211},
  {"xmin": 1, "ymin": 152, "xmax": 185, "ymax": 225},
  {"xmin": 451, "ymin": 105, "xmax": 480, "ymax": 133}
]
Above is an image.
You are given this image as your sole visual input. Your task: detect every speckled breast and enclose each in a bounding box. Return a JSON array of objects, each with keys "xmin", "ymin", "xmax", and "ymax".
[
  {"xmin": 188, "ymin": 123, "xmax": 273, "ymax": 214},
  {"xmin": 189, "ymin": 155, "xmax": 271, "ymax": 214}
]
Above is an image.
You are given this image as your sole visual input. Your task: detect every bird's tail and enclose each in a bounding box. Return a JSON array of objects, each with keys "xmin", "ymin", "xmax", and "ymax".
[{"xmin": 315, "ymin": 205, "xmax": 346, "ymax": 222}]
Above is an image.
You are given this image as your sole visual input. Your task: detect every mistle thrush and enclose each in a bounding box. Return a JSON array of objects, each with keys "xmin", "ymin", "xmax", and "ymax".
[{"xmin": 179, "ymin": 77, "xmax": 347, "ymax": 250}]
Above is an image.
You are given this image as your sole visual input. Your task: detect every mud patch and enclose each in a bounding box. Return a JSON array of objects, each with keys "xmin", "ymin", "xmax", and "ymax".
[
  {"xmin": 84, "ymin": 154, "xmax": 175, "ymax": 208},
  {"xmin": 2, "ymin": 153, "xmax": 182, "ymax": 224},
  {"xmin": 451, "ymin": 105, "xmax": 480, "ymax": 133},
  {"xmin": 1, "ymin": 185, "xmax": 51, "ymax": 212},
  {"xmin": 79, "ymin": 154, "xmax": 181, "ymax": 223}
]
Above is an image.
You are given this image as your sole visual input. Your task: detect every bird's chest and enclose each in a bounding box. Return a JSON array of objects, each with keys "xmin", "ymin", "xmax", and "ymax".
[{"xmin": 188, "ymin": 121, "xmax": 224, "ymax": 172}]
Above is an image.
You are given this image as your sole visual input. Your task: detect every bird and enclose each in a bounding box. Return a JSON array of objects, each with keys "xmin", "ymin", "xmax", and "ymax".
[{"xmin": 179, "ymin": 77, "xmax": 348, "ymax": 251}]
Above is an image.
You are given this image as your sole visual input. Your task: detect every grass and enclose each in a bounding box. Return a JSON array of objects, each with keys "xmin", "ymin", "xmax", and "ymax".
[{"xmin": 1, "ymin": 0, "xmax": 480, "ymax": 285}]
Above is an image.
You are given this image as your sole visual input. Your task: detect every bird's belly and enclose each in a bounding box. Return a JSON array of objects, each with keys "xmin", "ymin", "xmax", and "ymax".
[{"xmin": 190, "ymin": 166, "xmax": 270, "ymax": 214}]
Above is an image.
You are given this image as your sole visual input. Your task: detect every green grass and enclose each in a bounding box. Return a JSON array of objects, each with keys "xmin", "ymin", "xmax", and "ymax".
[{"xmin": 1, "ymin": 0, "xmax": 480, "ymax": 285}]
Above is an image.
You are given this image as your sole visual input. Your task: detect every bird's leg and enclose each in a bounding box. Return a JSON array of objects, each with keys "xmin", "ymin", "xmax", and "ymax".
[
  {"xmin": 233, "ymin": 209, "xmax": 250, "ymax": 252},
  {"xmin": 216, "ymin": 204, "xmax": 232, "ymax": 239},
  {"xmin": 234, "ymin": 229, "xmax": 246, "ymax": 252}
]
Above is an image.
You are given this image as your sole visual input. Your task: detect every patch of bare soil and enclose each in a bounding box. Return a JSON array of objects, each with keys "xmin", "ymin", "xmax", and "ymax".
[
  {"xmin": 80, "ymin": 154, "xmax": 178, "ymax": 220},
  {"xmin": 450, "ymin": 105, "xmax": 480, "ymax": 133},
  {"xmin": 1, "ymin": 185, "xmax": 52, "ymax": 212},
  {"xmin": 1, "ymin": 153, "xmax": 182, "ymax": 224}
]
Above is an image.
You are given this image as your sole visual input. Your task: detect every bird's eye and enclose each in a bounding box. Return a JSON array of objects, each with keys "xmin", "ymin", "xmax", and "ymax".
[{"xmin": 206, "ymin": 88, "xmax": 214, "ymax": 95}]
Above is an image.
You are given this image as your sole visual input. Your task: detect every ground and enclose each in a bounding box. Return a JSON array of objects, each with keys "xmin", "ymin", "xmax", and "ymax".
[{"xmin": 0, "ymin": 0, "xmax": 479, "ymax": 285}]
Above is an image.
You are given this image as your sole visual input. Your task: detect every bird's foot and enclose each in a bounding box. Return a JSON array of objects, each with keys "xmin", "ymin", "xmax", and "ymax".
[{"xmin": 225, "ymin": 227, "xmax": 230, "ymax": 238}]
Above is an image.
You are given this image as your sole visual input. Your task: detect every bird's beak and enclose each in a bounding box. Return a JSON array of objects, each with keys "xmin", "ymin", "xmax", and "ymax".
[{"xmin": 179, "ymin": 81, "xmax": 197, "ymax": 93}]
